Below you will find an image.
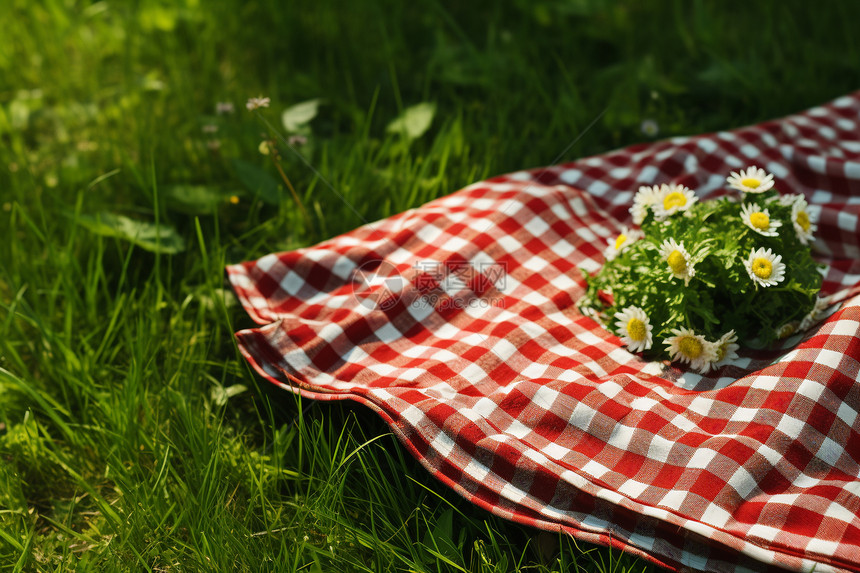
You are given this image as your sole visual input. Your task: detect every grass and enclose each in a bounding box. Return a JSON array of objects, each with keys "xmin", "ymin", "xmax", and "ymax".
[{"xmin": 1, "ymin": 0, "xmax": 858, "ymax": 570}]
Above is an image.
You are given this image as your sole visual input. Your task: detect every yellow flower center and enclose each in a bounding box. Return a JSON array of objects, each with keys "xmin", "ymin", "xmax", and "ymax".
[
  {"xmin": 796, "ymin": 210, "xmax": 810, "ymax": 232},
  {"xmin": 626, "ymin": 318, "xmax": 647, "ymax": 341},
  {"xmin": 716, "ymin": 343, "xmax": 727, "ymax": 361},
  {"xmin": 749, "ymin": 212, "xmax": 769, "ymax": 230},
  {"xmin": 615, "ymin": 233, "xmax": 628, "ymax": 250},
  {"xmin": 741, "ymin": 177, "xmax": 761, "ymax": 189},
  {"xmin": 663, "ymin": 191, "xmax": 687, "ymax": 211},
  {"xmin": 667, "ymin": 250, "xmax": 686, "ymax": 274},
  {"xmin": 752, "ymin": 257, "xmax": 773, "ymax": 279},
  {"xmin": 679, "ymin": 336, "xmax": 703, "ymax": 359}
]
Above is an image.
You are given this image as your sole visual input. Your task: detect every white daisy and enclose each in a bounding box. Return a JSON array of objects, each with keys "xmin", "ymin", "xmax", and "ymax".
[
  {"xmin": 712, "ymin": 330, "xmax": 739, "ymax": 368},
  {"xmin": 605, "ymin": 226, "xmax": 643, "ymax": 261},
  {"xmin": 630, "ymin": 185, "xmax": 662, "ymax": 225},
  {"xmin": 664, "ymin": 327, "xmax": 718, "ymax": 373},
  {"xmin": 215, "ymin": 101, "xmax": 235, "ymax": 115},
  {"xmin": 578, "ymin": 303, "xmax": 602, "ymax": 323},
  {"xmin": 740, "ymin": 203, "xmax": 782, "ymax": 237},
  {"xmin": 640, "ymin": 119, "xmax": 659, "ymax": 137},
  {"xmin": 727, "ymin": 166, "xmax": 774, "ymax": 194},
  {"xmin": 743, "ymin": 247, "xmax": 786, "ymax": 287},
  {"xmin": 651, "ymin": 183, "xmax": 698, "ymax": 220},
  {"xmin": 791, "ymin": 197, "xmax": 817, "ymax": 245},
  {"xmin": 246, "ymin": 96, "xmax": 271, "ymax": 111},
  {"xmin": 613, "ymin": 306, "xmax": 653, "ymax": 353},
  {"xmin": 777, "ymin": 193, "xmax": 803, "ymax": 207},
  {"xmin": 658, "ymin": 238, "xmax": 696, "ymax": 285},
  {"xmin": 799, "ymin": 296, "xmax": 830, "ymax": 331}
]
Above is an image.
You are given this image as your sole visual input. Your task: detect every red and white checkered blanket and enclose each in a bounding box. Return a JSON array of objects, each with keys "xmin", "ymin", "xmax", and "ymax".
[{"xmin": 228, "ymin": 93, "xmax": 860, "ymax": 573}]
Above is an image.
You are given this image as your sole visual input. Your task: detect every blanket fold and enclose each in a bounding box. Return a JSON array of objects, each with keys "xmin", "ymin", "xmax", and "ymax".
[{"xmin": 228, "ymin": 92, "xmax": 860, "ymax": 573}]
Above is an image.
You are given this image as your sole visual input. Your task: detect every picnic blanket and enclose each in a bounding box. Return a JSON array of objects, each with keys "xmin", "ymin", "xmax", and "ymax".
[{"xmin": 227, "ymin": 92, "xmax": 860, "ymax": 573}]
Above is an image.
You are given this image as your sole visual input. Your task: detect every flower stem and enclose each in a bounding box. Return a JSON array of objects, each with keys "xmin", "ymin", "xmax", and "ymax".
[{"xmin": 267, "ymin": 141, "xmax": 312, "ymax": 230}]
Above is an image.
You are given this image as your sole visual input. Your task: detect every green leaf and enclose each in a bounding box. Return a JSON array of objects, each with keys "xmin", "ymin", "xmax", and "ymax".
[
  {"xmin": 386, "ymin": 102, "xmax": 436, "ymax": 140},
  {"xmin": 9, "ymin": 99, "xmax": 30, "ymax": 130},
  {"xmin": 195, "ymin": 287, "xmax": 238, "ymax": 311},
  {"xmin": 76, "ymin": 212, "xmax": 186, "ymax": 254},
  {"xmin": 210, "ymin": 384, "xmax": 248, "ymax": 407},
  {"xmin": 231, "ymin": 159, "xmax": 282, "ymax": 204},
  {"xmin": 421, "ymin": 508, "xmax": 460, "ymax": 564},
  {"xmin": 281, "ymin": 98, "xmax": 321, "ymax": 132},
  {"xmin": 139, "ymin": 5, "xmax": 178, "ymax": 32},
  {"xmin": 162, "ymin": 184, "xmax": 236, "ymax": 214}
]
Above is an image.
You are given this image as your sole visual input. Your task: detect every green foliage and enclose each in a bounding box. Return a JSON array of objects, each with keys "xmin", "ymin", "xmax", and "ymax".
[
  {"xmin": 75, "ymin": 212, "xmax": 187, "ymax": 254},
  {"xmin": 1, "ymin": 0, "xmax": 857, "ymax": 570},
  {"xmin": 281, "ymin": 98, "xmax": 322, "ymax": 133},
  {"xmin": 231, "ymin": 158, "xmax": 284, "ymax": 205},
  {"xmin": 386, "ymin": 102, "xmax": 437, "ymax": 141},
  {"xmin": 162, "ymin": 184, "xmax": 240, "ymax": 215}
]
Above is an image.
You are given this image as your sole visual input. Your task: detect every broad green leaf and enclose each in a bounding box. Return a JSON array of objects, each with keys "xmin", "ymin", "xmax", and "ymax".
[
  {"xmin": 162, "ymin": 184, "xmax": 236, "ymax": 214},
  {"xmin": 419, "ymin": 508, "xmax": 461, "ymax": 567},
  {"xmin": 386, "ymin": 102, "xmax": 436, "ymax": 140},
  {"xmin": 195, "ymin": 287, "xmax": 238, "ymax": 311},
  {"xmin": 281, "ymin": 98, "xmax": 321, "ymax": 132},
  {"xmin": 211, "ymin": 384, "xmax": 248, "ymax": 407},
  {"xmin": 76, "ymin": 212, "xmax": 186, "ymax": 254},
  {"xmin": 231, "ymin": 159, "xmax": 282, "ymax": 204},
  {"xmin": 139, "ymin": 5, "xmax": 178, "ymax": 32},
  {"xmin": 9, "ymin": 99, "xmax": 30, "ymax": 130}
]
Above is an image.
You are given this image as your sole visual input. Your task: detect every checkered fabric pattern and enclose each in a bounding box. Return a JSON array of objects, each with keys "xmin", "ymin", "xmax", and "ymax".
[{"xmin": 227, "ymin": 93, "xmax": 860, "ymax": 573}]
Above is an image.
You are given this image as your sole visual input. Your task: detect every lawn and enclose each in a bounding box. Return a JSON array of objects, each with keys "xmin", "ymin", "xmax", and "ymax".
[{"xmin": 1, "ymin": 0, "xmax": 858, "ymax": 571}]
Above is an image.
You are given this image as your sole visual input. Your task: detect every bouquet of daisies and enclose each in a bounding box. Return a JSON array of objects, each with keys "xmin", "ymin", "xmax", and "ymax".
[{"xmin": 578, "ymin": 166, "xmax": 828, "ymax": 373}]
